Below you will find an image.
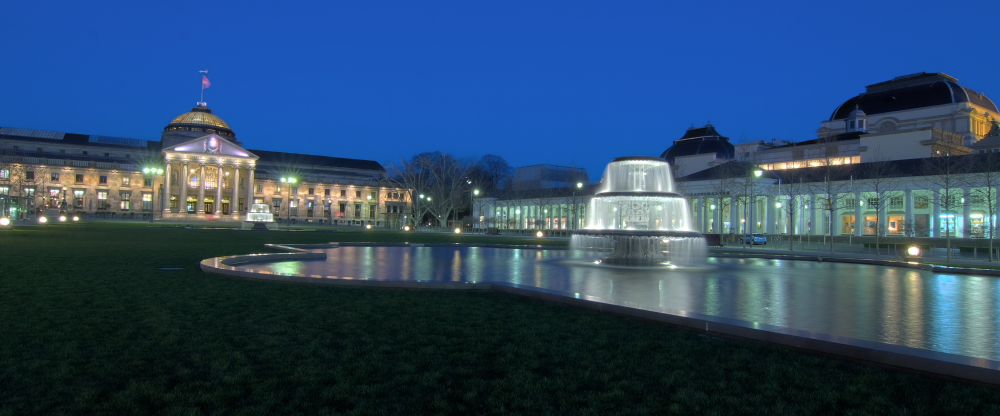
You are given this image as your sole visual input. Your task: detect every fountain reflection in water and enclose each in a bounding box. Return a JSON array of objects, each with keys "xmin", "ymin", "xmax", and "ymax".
[{"xmin": 570, "ymin": 156, "xmax": 707, "ymax": 267}]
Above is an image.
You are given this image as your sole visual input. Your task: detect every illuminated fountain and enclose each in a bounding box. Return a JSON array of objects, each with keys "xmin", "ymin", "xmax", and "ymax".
[
  {"xmin": 570, "ymin": 156, "xmax": 707, "ymax": 267},
  {"xmin": 245, "ymin": 203, "xmax": 275, "ymax": 230}
]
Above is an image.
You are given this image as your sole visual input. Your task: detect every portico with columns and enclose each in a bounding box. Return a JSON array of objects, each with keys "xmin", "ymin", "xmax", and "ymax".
[{"xmin": 162, "ymin": 134, "xmax": 258, "ymax": 221}]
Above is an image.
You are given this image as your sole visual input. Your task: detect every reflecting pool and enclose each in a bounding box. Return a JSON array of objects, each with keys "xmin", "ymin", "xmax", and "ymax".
[{"xmin": 247, "ymin": 246, "xmax": 1000, "ymax": 361}]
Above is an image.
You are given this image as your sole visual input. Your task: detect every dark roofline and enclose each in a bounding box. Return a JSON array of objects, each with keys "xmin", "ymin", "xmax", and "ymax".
[
  {"xmin": 250, "ymin": 149, "xmax": 385, "ymax": 172},
  {"xmin": 679, "ymin": 153, "xmax": 995, "ymax": 182}
]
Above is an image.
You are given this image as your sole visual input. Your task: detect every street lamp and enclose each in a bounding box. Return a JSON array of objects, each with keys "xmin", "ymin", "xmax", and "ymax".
[
  {"xmin": 143, "ymin": 167, "xmax": 165, "ymax": 222},
  {"xmin": 281, "ymin": 177, "xmax": 296, "ymax": 227}
]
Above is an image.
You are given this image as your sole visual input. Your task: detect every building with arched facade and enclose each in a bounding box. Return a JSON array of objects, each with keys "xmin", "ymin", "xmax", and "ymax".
[
  {"xmin": 0, "ymin": 103, "xmax": 411, "ymax": 227},
  {"xmin": 474, "ymin": 72, "xmax": 1000, "ymax": 239}
]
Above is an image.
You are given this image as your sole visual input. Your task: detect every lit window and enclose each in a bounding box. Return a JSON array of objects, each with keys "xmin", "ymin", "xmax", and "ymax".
[
  {"xmin": 120, "ymin": 191, "xmax": 132, "ymax": 211},
  {"xmin": 122, "ymin": 176, "xmax": 130, "ymax": 186},
  {"xmin": 0, "ymin": 169, "xmax": 9, "ymax": 179}
]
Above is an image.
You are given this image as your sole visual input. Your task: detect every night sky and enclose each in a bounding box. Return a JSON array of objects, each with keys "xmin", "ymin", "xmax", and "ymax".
[{"xmin": 2, "ymin": 1, "xmax": 998, "ymax": 181}]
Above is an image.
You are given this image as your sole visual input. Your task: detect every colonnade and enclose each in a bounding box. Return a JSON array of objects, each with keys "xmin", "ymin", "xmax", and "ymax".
[{"xmin": 163, "ymin": 160, "xmax": 255, "ymax": 217}]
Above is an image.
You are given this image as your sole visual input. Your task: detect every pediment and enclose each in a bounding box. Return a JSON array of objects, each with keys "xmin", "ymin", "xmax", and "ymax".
[{"xmin": 163, "ymin": 134, "xmax": 258, "ymax": 160}]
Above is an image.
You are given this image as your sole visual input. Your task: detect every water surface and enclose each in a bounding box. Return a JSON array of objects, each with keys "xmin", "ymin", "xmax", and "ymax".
[{"xmin": 251, "ymin": 246, "xmax": 1000, "ymax": 361}]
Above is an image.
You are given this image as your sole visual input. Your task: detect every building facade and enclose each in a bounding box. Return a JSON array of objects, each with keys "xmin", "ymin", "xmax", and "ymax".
[
  {"xmin": 0, "ymin": 104, "xmax": 411, "ymax": 227},
  {"xmin": 475, "ymin": 72, "xmax": 1000, "ymax": 239}
]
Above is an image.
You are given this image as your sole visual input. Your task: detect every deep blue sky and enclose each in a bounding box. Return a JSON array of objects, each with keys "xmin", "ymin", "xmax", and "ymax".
[{"xmin": 2, "ymin": 1, "xmax": 998, "ymax": 181}]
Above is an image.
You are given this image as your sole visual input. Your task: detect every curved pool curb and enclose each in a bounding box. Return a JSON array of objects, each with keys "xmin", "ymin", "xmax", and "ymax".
[
  {"xmin": 711, "ymin": 252, "xmax": 1000, "ymax": 277},
  {"xmin": 200, "ymin": 243, "xmax": 1000, "ymax": 386}
]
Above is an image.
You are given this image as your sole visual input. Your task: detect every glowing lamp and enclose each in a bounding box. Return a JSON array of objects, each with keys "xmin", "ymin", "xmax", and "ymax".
[
  {"xmin": 906, "ymin": 246, "xmax": 922, "ymax": 257},
  {"xmin": 58, "ymin": 216, "xmax": 67, "ymax": 222},
  {"xmin": 775, "ymin": 202, "xmax": 782, "ymax": 208},
  {"xmin": 365, "ymin": 224, "xmax": 372, "ymax": 229},
  {"xmin": 473, "ymin": 189, "xmax": 479, "ymax": 196},
  {"xmin": 535, "ymin": 230, "xmax": 544, "ymax": 238},
  {"xmin": 403, "ymin": 225, "xmax": 411, "ymax": 231},
  {"xmin": 0, "ymin": 218, "xmax": 10, "ymax": 226},
  {"xmin": 454, "ymin": 228, "xmax": 461, "ymax": 234},
  {"xmin": 72, "ymin": 216, "xmax": 80, "ymax": 222},
  {"xmin": 38, "ymin": 216, "xmax": 48, "ymax": 224}
]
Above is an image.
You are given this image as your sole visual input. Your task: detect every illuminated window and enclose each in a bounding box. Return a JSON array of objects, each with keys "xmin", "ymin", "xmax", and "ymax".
[
  {"xmin": 0, "ymin": 169, "xmax": 8, "ymax": 179},
  {"xmin": 142, "ymin": 193, "xmax": 153, "ymax": 210},
  {"xmin": 122, "ymin": 176, "xmax": 130, "ymax": 186},
  {"xmin": 120, "ymin": 191, "xmax": 131, "ymax": 211},
  {"xmin": 73, "ymin": 190, "xmax": 84, "ymax": 209},
  {"xmin": 97, "ymin": 191, "xmax": 109, "ymax": 210}
]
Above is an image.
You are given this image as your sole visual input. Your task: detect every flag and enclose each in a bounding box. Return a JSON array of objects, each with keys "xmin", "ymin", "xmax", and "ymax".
[{"xmin": 202, "ymin": 75, "xmax": 211, "ymax": 89}]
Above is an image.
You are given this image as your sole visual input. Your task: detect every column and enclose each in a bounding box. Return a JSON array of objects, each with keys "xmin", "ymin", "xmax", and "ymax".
[
  {"xmin": 179, "ymin": 162, "xmax": 189, "ymax": 214},
  {"xmin": 764, "ymin": 196, "xmax": 773, "ymax": 234},
  {"xmin": 215, "ymin": 164, "xmax": 223, "ymax": 215},
  {"xmin": 809, "ymin": 195, "xmax": 818, "ymax": 236},
  {"xmin": 879, "ymin": 195, "xmax": 888, "ymax": 237},
  {"xmin": 854, "ymin": 191, "xmax": 862, "ymax": 237},
  {"xmin": 246, "ymin": 168, "xmax": 255, "ymax": 208},
  {"xmin": 728, "ymin": 197, "xmax": 738, "ymax": 234},
  {"xmin": 904, "ymin": 189, "xmax": 913, "ymax": 236},
  {"xmin": 963, "ymin": 187, "xmax": 972, "ymax": 238},
  {"xmin": 232, "ymin": 166, "xmax": 240, "ymax": 216},
  {"xmin": 196, "ymin": 164, "xmax": 206, "ymax": 214},
  {"xmin": 163, "ymin": 162, "xmax": 172, "ymax": 213},
  {"xmin": 932, "ymin": 191, "xmax": 941, "ymax": 238},
  {"xmin": 715, "ymin": 197, "xmax": 722, "ymax": 234},
  {"xmin": 700, "ymin": 198, "xmax": 708, "ymax": 233}
]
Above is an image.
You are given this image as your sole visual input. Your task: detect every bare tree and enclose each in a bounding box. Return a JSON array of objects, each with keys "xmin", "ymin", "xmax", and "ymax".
[
  {"xmin": 774, "ymin": 169, "xmax": 810, "ymax": 251},
  {"xmin": 808, "ymin": 162, "xmax": 856, "ymax": 255},
  {"xmin": 860, "ymin": 147, "xmax": 902, "ymax": 255},
  {"xmin": 967, "ymin": 151, "xmax": 1000, "ymax": 261},
  {"xmin": 922, "ymin": 152, "xmax": 967, "ymax": 262}
]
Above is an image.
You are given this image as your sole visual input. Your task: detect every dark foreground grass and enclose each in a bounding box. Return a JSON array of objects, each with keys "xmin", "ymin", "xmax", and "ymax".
[{"xmin": 1, "ymin": 223, "xmax": 999, "ymax": 415}]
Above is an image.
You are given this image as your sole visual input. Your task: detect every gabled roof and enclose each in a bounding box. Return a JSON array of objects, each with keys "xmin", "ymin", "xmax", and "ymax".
[{"xmin": 162, "ymin": 134, "xmax": 257, "ymax": 159}]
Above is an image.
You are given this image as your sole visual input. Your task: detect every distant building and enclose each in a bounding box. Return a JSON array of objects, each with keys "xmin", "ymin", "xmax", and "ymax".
[
  {"xmin": 476, "ymin": 72, "xmax": 1000, "ymax": 239},
  {"xmin": 0, "ymin": 104, "xmax": 411, "ymax": 227}
]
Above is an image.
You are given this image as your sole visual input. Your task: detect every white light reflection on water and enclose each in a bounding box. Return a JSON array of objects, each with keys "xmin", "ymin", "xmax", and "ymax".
[{"xmin": 254, "ymin": 246, "xmax": 1000, "ymax": 361}]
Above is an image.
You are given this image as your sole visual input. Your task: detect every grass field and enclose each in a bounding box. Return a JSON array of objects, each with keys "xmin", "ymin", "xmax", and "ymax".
[{"xmin": 1, "ymin": 222, "xmax": 999, "ymax": 415}]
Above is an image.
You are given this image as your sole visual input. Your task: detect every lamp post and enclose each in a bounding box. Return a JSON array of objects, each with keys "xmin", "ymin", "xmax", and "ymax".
[
  {"xmin": 744, "ymin": 168, "xmax": 763, "ymax": 249},
  {"xmin": 143, "ymin": 167, "xmax": 164, "ymax": 222},
  {"xmin": 281, "ymin": 177, "xmax": 296, "ymax": 228},
  {"xmin": 472, "ymin": 189, "xmax": 479, "ymax": 231}
]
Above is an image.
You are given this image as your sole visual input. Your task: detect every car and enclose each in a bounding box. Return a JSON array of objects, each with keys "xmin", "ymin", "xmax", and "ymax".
[{"xmin": 741, "ymin": 233, "xmax": 768, "ymax": 245}]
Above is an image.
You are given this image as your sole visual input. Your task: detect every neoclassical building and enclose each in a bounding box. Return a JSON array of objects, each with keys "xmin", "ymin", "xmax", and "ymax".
[{"xmin": 0, "ymin": 104, "xmax": 411, "ymax": 227}]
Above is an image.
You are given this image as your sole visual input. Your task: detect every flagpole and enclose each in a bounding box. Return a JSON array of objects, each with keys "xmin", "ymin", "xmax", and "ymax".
[{"xmin": 199, "ymin": 69, "xmax": 209, "ymax": 106}]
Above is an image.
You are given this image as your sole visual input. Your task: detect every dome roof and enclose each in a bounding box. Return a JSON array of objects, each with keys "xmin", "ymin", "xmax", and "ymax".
[
  {"xmin": 830, "ymin": 72, "xmax": 999, "ymax": 120},
  {"xmin": 660, "ymin": 124, "xmax": 735, "ymax": 164},
  {"xmin": 164, "ymin": 106, "xmax": 235, "ymax": 138}
]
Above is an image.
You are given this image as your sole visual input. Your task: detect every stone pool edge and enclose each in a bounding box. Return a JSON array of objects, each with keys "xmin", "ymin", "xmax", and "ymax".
[{"xmin": 198, "ymin": 243, "xmax": 1000, "ymax": 386}]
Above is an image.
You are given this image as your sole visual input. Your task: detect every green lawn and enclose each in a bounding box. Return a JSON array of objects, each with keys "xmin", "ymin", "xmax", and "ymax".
[{"xmin": 1, "ymin": 223, "xmax": 999, "ymax": 415}]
